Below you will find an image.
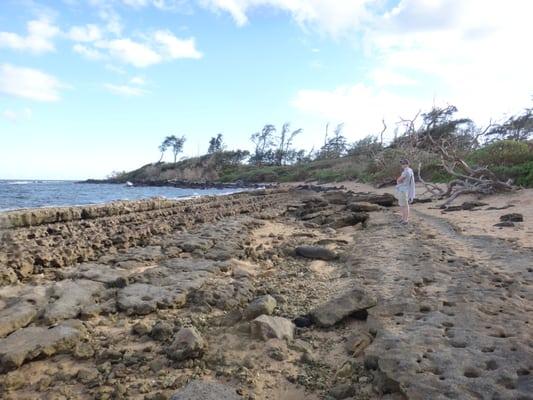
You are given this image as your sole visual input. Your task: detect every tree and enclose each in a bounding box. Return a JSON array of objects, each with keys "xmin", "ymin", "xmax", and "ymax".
[
  {"xmin": 208, "ymin": 133, "xmax": 225, "ymax": 154},
  {"xmin": 485, "ymin": 107, "xmax": 533, "ymax": 142},
  {"xmin": 318, "ymin": 123, "xmax": 348, "ymax": 159},
  {"xmin": 163, "ymin": 135, "xmax": 186, "ymax": 163},
  {"xmin": 276, "ymin": 123, "xmax": 303, "ymax": 165},
  {"xmin": 157, "ymin": 137, "xmax": 173, "ymax": 163},
  {"xmin": 250, "ymin": 124, "xmax": 277, "ymax": 165}
]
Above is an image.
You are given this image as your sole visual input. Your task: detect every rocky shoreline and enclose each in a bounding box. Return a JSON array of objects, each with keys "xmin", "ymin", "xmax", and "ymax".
[
  {"xmin": 81, "ymin": 178, "xmax": 276, "ymax": 190},
  {"xmin": 0, "ymin": 188, "xmax": 531, "ymax": 399}
]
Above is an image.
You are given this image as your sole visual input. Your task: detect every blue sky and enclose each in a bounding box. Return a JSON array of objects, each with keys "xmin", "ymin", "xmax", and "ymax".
[{"xmin": 0, "ymin": 0, "xmax": 531, "ymax": 179}]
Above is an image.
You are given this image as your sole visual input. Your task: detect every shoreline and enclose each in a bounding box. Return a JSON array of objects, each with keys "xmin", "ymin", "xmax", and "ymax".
[
  {"xmin": 80, "ymin": 178, "xmax": 278, "ymax": 191},
  {"xmin": 0, "ymin": 186, "xmax": 531, "ymax": 399}
]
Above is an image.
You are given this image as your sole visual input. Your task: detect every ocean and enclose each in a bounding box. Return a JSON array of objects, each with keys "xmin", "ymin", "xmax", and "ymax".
[{"xmin": 0, "ymin": 180, "xmax": 243, "ymax": 212}]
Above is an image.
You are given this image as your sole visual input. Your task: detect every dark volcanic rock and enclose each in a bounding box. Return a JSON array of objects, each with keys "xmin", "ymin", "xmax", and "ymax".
[
  {"xmin": 295, "ymin": 246, "xmax": 338, "ymax": 261},
  {"xmin": 500, "ymin": 213, "xmax": 523, "ymax": 222}
]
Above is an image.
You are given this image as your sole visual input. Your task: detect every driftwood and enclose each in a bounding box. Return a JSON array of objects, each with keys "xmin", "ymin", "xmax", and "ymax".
[{"xmin": 417, "ymin": 133, "xmax": 515, "ymax": 207}]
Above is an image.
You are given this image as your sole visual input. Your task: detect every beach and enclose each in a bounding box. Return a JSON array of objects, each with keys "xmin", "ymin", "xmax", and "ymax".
[{"xmin": 0, "ymin": 186, "xmax": 531, "ymax": 399}]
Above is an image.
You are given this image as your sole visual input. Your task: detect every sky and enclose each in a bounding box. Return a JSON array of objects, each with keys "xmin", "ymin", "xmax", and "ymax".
[{"xmin": 0, "ymin": 0, "xmax": 532, "ymax": 180}]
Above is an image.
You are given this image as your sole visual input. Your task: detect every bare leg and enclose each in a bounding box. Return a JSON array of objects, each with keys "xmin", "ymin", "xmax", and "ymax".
[{"xmin": 400, "ymin": 205, "xmax": 409, "ymax": 223}]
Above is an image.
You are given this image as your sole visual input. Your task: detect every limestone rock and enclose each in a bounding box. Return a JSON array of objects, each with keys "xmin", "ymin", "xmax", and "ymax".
[
  {"xmin": 0, "ymin": 285, "xmax": 48, "ymax": 338},
  {"xmin": 295, "ymin": 246, "xmax": 338, "ymax": 261},
  {"xmin": 310, "ymin": 287, "xmax": 377, "ymax": 327},
  {"xmin": 117, "ymin": 283, "xmax": 187, "ymax": 315},
  {"xmin": 166, "ymin": 327, "xmax": 205, "ymax": 361},
  {"xmin": 0, "ymin": 325, "xmax": 82, "ymax": 372},
  {"xmin": 244, "ymin": 295, "xmax": 277, "ymax": 320},
  {"xmin": 43, "ymin": 279, "xmax": 105, "ymax": 324},
  {"xmin": 250, "ymin": 315, "xmax": 294, "ymax": 341},
  {"xmin": 170, "ymin": 380, "xmax": 241, "ymax": 400}
]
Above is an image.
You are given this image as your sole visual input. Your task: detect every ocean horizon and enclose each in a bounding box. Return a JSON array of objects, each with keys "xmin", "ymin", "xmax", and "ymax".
[{"xmin": 0, "ymin": 179, "xmax": 243, "ymax": 212}]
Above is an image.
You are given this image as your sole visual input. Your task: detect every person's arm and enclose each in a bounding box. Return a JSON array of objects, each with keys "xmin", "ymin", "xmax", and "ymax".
[{"xmin": 397, "ymin": 170, "xmax": 407, "ymax": 184}]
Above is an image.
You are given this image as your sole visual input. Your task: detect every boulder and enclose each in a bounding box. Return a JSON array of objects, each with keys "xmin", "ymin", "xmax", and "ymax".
[
  {"xmin": 500, "ymin": 213, "xmax": 523, "ymax": 222},
  {"xmin": 244, "ymin": 295, "xmax": 277, "ymax": 320},
  {"xmin": 295, "ymin": 246, "xmax": 338, "ymax": 261},
  {"xmin": 250, "ymin": 315, "xmax": 294, "ymax": 341},
  {"xmin": 0, "ymin": 325, "xmax": 82, "ymax": 372},
  {"xmin": 166, "ymin": 327, "xmax": 206, "ymax": 361},
  {"xmin": 170, "ymin": 380, "xmax": 241, "ymax": 400},
  {"xmin": 310, "ymin": 287, "xmax": 377, "ymax": 327}
]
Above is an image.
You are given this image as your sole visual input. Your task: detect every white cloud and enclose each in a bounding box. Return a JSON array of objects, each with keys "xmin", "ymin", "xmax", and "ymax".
[
  {"xmin": 292, "ymin": 0, "xmax": 533, "ymax": 139},
  {"xmin": 67, "ymin": 24, "xmax": 103, "ymax": 42},
  {"xmin": 73, "ymin": 43, "xmax": 104, "ymax": 60},
  {"xmin": 199, "ymin": 0, "xmax": 374, "ymax": 36},
  {"xmin": 2, "ymin": 108, "xmax": 32, "ymax": 123},
  {"xmin": 0, "ymin": 64, "xmax": 65, "ymax": 102},
  {"xmin": 0, "ymin": 18, "xmax": 60, "ymax": 54},
  {"xmin": 97, "ymin": 38, "xmax": 163, "ymax": 67},
  {"xmin": 88, "ymin": 31, "xmax": 202, "ymax": 67},
  {"xmin": 293, "ymin": 84, "xmax": 426, "ymax": 142},
  {"xmin": 104, "ymin": 83, "xmax": 147, "ymax": 96},
  {"xmin": 130, "ymin": 76, "xmax": 146, "ymax": 85},
  {"xmin": 153, "ymin": 30, "xmax": 202, "ymax": 59}
]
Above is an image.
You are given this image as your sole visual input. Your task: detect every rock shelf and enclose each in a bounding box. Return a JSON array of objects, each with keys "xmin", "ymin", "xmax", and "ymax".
[{"xmin": 0, "ymin": 187, "xmax": 531, "ymax": 400}]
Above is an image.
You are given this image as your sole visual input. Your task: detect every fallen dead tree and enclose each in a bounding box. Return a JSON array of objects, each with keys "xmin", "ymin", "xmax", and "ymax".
[{"xmin": 417, "ymin": 136, "xmax": 515, "ymax": 207}]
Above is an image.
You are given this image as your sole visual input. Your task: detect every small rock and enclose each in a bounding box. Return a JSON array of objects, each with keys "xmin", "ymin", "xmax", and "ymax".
[
  {"xmin": 132, "ymin": 321, "xmax": 153, "ymax": 336},
  {"xmin": 166, "ymin": 327, "xmax": 205, "ymax": 361},
  {"xmin": 293, "ymin": 315, "xmax": 313, "ymax": 328},
  {"xmin": 500, "ymin": 213, "xmax": 523, "ymax": 222},
  {"xmin": 328, "ymin": 383, "xmax": 356, "ymax": 399},
  {"xmin": 295, "ymin": 246, "xmax": 338, "ymax": 261},
  {"xmin": 244, "ymin": 295, "xmax": 277, "ymax": 320},
  {"xmin": 250, "ymin": 315, "xmax": 294, "ymax": 341},
  {"xmin": 151, "ymin": 321, "xmax": 174, "ymax": 341},
  {"xmin": 310, "ymin": 287, "xmax": 377, "ymax": 327}
]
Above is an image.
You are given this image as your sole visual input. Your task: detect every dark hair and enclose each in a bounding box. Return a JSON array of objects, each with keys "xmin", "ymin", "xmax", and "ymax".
[{"xmin": 400, "ymin": 159, "xmax": 410, "ymax": 165}]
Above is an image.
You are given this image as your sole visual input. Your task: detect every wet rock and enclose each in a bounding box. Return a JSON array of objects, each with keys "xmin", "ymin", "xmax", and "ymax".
[
  {"xmin": 117, "ymin": 283, "xmax": 187, "ymax": 315},
  {"xmin": 295, "ymin": 246, "xmax": 338, "ymax": 261},
  {"xmin": 250, "ymin": 315, "xmax": 295, "ymax": 341},
  {"xmin": 310, "ymin": 287, "xmax": 377, "ymax": 327},
  {"xmin": 166, "ymin": 327, "xmax": 205, "ymax": 361},
  {"xmin": 0, "ymin": 325, "xmax": 82, "ymax": 372},
  {"xmin": 170, "ymin": 380, "xmax": 241, "ymax": 400},
  {"xmin": 244, "ymin": 295, "xmax": 277, "ymax": 320}
]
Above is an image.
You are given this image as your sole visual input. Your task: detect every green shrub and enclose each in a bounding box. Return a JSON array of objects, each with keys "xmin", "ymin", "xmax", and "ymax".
[
  {"xmin": 469, "ymin": 140, "xmax": 532, "ymax": 167},
  {"xmin": 491, "ymin": 161, "xmax": 533, "ymax": 187}
]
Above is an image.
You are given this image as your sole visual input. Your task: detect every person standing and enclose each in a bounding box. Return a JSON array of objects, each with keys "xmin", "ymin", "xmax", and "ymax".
[{"xmin": 395, "ymin": 159, "xmax": 416, "ymax": 224}]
